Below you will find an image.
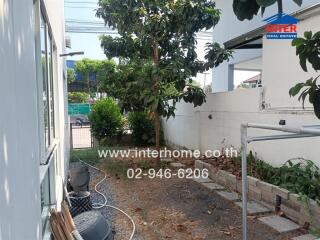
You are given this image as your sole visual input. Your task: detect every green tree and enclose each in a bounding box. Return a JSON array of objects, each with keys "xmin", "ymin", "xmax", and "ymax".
[
  {"xmin": 67, "ymin": 68, "xmax": 76, "ymax": 84},
  {"xmin": 75, "ymin": 58, "xmax": 116, "ymax": 95},
  {"xmin": 100, "ymin": 59, "xmax": 154, "ymax": 112},
  {"xmin": 68, "ymin": 92, "xmax": 90, "ymax": 103},
  {"xmin": 96, "ymin": 0, "xmax": 232, "ymax": 153}
]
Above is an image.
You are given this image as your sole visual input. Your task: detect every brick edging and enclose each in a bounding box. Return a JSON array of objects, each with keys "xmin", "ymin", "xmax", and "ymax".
[{"xmin": 195, "ymin": 160, "xmax": 320, "ymax": 228}]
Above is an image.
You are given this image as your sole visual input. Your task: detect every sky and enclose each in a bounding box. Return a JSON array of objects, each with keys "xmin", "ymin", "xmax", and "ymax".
[
  {"xmin": 64, "ymin": 0, "xmax": 107, "ymax": 60},
  {"xmin": 64, "ymin": 0, "xmax": 255, "ymax": 88}
]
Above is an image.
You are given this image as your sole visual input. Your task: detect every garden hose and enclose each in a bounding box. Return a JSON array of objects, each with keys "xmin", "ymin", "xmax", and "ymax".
[{"xmin": 76, "ymin": 157, "xmax": 136, "ymax": 240}]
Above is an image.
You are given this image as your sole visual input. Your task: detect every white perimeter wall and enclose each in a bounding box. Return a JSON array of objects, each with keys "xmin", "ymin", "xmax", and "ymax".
[
  {"xmin": 0, "ymin": 0, "xmax": 68, "ymax": 239},
  {"xmin": 163, "ymin": 12, "xmax": 320, "ymax": 167}
]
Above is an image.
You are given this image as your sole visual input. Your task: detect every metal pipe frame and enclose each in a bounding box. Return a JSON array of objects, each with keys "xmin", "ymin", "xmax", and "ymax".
[{"xmin": 241, "ymin": 123, "xmax": 320, "ymax": 240}]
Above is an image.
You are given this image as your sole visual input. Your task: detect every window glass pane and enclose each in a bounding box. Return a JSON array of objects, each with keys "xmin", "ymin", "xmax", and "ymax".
[
  {"xmin": 40, "ymin": 168, "xmax": 51, "ymax": 233},
  {"xmin": 40, "ymin": 13, "xmax": 50, "ymax": 149},
  {"xmin": 47, "ymin": 34, "xmax": 55, "ymax": 141}
]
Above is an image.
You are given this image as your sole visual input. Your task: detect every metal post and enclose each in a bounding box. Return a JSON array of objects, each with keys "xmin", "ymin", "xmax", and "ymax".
[
  {"xmin": 241, "ymin": 123, "xmax": 248, "ymax": 240},
  {"xmin": 239, "ymin": 123, "xmax": 320, "ymax": 240},
  {"xmin": 70, "ymin": 123, "xmax": 73, "ymax": 149}
]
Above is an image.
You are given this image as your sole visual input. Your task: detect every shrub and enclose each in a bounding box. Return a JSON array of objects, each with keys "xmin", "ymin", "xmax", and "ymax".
[
  {"xmin": 68, "ymin": 92, "xmax": 90, "ymax": 103},
  {"xmin": 238, "ymin": 152, "xmax": 320, "ymax": 203},
  {"xmin": 128, "ymin": 111, "xmax": 155, "ymax": 146},
  {"xmin": 89, "ymin": 98, "xmax": 124, "ymax": 141}
]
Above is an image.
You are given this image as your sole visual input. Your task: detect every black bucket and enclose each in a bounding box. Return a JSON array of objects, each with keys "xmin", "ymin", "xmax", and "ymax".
[
  {"xmin": 69, "ymin": 191, "xmax": 93, "ymax": 217},
  {"xmin": 74, "ymin": 211, "xmax": 113, "ymax": 240}
]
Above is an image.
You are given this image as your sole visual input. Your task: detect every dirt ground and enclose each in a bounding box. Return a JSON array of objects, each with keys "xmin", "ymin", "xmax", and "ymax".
[{"xmin": 99, "ymin": 171, "xmax": 301, "ymax": 240}]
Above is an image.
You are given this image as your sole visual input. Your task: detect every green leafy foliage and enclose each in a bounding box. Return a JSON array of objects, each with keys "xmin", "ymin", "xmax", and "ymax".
[
  {"xmin": 128, "ymin": 111, "xmax": 156, "ymax": 146},
  {"xmin": 100, "ymin": 59, "xmax": 154, "ymax": 112},
  {"xmin": 233, "ymin": 0, "xmax": 260, "ymax": 21},
  {"xmin": 89, "ymin": 98, "xmax": 124, "ymax": 141},
  {"xmin": 67, "ymin": 68, "xmax": 76, "ymax": 84},
  {"xmin": 96, "ymin": 0, "xmax": 232, "ymax": 148},
  {"xmin": 292, "ymin": 31, "xmax": 320, "ymax": 72},
  {"xmin": 272, "ymin": 160, "xmax": 320, "ymax": 201},
  {"xmin": 290, "ymin": 30, "xmax": 320, "ymax": 120},
  {"xmin": 68, "ymin": 92, "xmax": 90, "ymax": 103},
  {"xmin": 75, "ymin": 58, "xmax": 117, "ymax": 94},
  {"xmin": 241, "ymin": 152, "xmax": 320, "ymax": 203},
  {"xmin": 232, "ymin": 0, "xmax": 303, "ymax": 21},
  {"xmin": 289, "ymin": 76, "xmax": 320, "ymax": 119}
]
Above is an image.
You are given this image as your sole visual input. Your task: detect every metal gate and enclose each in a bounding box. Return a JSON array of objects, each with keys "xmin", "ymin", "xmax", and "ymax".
[{"xmin": 70, "ymin": 123, "xmax": 93, "ymax": 149}]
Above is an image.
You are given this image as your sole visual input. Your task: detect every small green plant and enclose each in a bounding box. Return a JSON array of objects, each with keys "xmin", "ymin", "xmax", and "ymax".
[
  {"xmin": 89, "ymin": 98, "xmax": 124, "ymax": 142},
  {"xmin": 103, "ymin": 159, "xmax": 129, "ymax": 178},
  {"xmin": 70, "ymin": 149, "xmax": 101, "ymax": 165},
  {"xmin": 273, "ymin": 159, "xmax": 320, "ymax": 201},
  {"xmin": 128, "ymin": 111, "xmax": 156, "ymax": 146},
  {"xmin": 236, "ymin": 153, "xmax": 320, "ymax": 203},
  {"xmin": 68, "ymin": 92, "xmax": 90, "ymax": 103}
]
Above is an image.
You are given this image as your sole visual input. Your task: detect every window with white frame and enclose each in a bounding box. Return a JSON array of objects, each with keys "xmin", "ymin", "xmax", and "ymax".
[
  {"xmin": 34, "ymin": 1, "xmax": 58, "ymax": 236},
  {"xmin": 39, "ymin": 5, "xmax": 56, "ymax": 152}
]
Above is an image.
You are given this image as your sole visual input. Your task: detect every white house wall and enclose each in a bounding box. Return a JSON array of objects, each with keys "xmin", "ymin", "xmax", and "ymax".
[
  {"xmin": 263, "ymin": 14, "xmax": 320, "ymax": 109},
  {"xmin": 0, "ymin": 1, "xmax": 42, "ymax": 239},
  {"xmin": 163, "ymin": 89, "xmax": 320, "ymax": 167},
  {"xmin": 212, "ymin": 0, "xmax": 320, "ymax": 92},
  {"xmin": 0, "ymin": 0, "xmax": 67, "ymax": 239}
]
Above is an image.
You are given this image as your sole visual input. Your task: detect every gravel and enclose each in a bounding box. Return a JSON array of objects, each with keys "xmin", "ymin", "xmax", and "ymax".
[{"xmin": 70, "ymin": 162, "xmax": 137, "ymax": 240}]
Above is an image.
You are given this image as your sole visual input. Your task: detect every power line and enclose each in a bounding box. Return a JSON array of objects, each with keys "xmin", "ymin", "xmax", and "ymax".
[
  {"xmin": 65, "ymin": 1, "xmax": 98, "ymax": 3},
  {"xmin": 65, "ymin": 6, "xmax": 97, "ymax": 9}
]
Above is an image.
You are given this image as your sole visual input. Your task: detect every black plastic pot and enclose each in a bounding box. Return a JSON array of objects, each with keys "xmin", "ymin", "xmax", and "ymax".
[
  {"xmin": 69, "ymin": 191, "xmax": 93, "ymax": 217},
  {"xmin": 74, "ymin": 211, "xmax": 113, "ymax": 240}
]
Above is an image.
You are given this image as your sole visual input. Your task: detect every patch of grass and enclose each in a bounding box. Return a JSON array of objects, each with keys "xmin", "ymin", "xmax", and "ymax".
[
  {"xmin": 137, "ymin": 160, "xmax": 153, "ymax": 170},
  {"xmin": 103, "ymin": 159, "xmax": 130, "ymax": 178},
  {"xmin": 70, "ymin": 149, "xmax": 101, "ymax": 166}
]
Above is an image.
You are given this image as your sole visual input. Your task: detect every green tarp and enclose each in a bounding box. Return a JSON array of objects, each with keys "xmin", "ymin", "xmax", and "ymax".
[{"xmin": 68, "ymin": 103, "xmax": 91, "ymax": 116}]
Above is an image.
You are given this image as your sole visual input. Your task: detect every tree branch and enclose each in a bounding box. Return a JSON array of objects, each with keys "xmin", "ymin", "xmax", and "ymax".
[{"xmin": 277, "ymin": 0, "xmax": 283, "ymax": 15}]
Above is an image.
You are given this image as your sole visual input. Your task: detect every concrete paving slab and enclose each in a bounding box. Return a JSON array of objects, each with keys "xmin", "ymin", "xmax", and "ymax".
[
  {"xmin": 259, "ymin": 215, "xmax": 300, "ymax": 233},
  {"xmin": 201, "ymin": 182, "xmax": 225, "ymax": 190},
  {"xmin": 235, "ymin": 201, "xmax": 271, "ymax": 215},
  {"xmin": 161, "ymin": 158, "xmax": 173, "ymax": 163},
  {"xmin": 193, "ymin": 177, "xmax": 214, "ymax": 183},
  {"xmin": 216, "ymin": 190, "xmax": 240, "ymax": 201},
  {"xmin": 170, "ymin": 162, "xmax": 186, "ymax": 168},
  {"xmin": 292, "ymin": 234, "xmax": 318, "ymax": 240}
]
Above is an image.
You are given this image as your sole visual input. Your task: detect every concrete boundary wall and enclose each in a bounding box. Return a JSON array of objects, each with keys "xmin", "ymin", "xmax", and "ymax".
[{"xmin": 162, "ymin": 88, "xmax": 320, "ymax": 167}]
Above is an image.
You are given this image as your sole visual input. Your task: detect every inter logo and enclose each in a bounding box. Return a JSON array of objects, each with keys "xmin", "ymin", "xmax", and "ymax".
[{"xmin": 264, "ymin": 13, "xmax": 299, "ymax": 40}]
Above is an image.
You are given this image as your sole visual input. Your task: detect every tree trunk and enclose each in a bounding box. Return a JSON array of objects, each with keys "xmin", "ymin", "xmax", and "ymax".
[{"xmin": 152, "ymin": 43, "xmax": 161, "ymax": 163}]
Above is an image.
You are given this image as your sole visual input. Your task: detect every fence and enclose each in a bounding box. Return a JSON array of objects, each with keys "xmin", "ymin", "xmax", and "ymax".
[{"xmin": 70, "ymin": 123, "xmax": 93, "ymax": 149}]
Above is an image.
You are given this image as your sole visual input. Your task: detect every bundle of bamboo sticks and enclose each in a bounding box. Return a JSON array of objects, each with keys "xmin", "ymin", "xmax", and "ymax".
[{"xmin": 49, "ymin": 201, "xmax": 84, "ymax": 240}]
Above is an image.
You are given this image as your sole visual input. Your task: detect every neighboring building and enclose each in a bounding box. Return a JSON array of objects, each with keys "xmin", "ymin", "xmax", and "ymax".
[
  {"xmin": 67, "ymin": 59, "xmax": 97, "ymax": 92},
  {"xmin": 162, "ymin": 1, "xmax": 320, "ymax": 167},
  {"xmin": 0, "ymin": 0, "xmax": 69, "ymax": 239},
  {"xmin": 238, "ymin": 74, "xmax": 262, "ymax": 89}
]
